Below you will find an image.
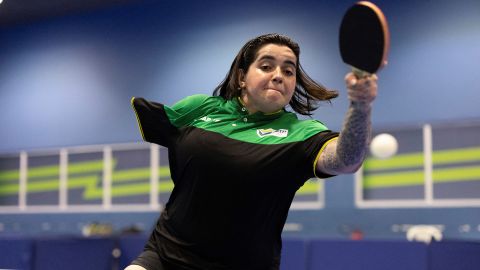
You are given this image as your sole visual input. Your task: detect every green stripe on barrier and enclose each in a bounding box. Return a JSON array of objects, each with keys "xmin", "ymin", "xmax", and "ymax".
[
  {"xmin": 0, "ymin": 170, "xmax": 20, "ymax": 182},
  {"xmin": 68, "ymin": 161, "xmax": 104, "ymax": 174},
  {"xmin": 112, "ymin": 167, "xmax": 171, "ymax": 183},
  {"xmin": 364, "ymin": 153, "xmax": 424, "ymax": 170},
  {"xmin": 364, "ymin": 147, "xmax": 480, "ymax": 171},
  {"xmin": 159, "ymin": 167, "xmax": 171, "ymax": 177},
  {"xmin": 1, "ymin": 162, "xmax": 169, "ymax": 183},
  {"xmin": 112, "ymin": 169, "xmax": 150, "ymax": 182},
  {"xmin": 103, "ymin": 181, "xmax": 176, "ymax": 198},
  {"xmin": 27, "ymin": 166, "xmax": 60, "ymax": 179},
  {"xmin": 433, "ymin": 147, "xmax": 480, "ymax": 164},
  {"xmin": 296, "ymin": 181, "xmax": 321, "ymax": 195},
  {"xmin": 0, "ymin": 160, "xmax": 108, "ymax": 182},
  {"xmin": 0, "ymin": 166, "xmax": 173, "ymax": 197},
  {"xmin": 0, "ymin": 178, "xmax": 176, "ymax": 199},
  {"xmin": 0, "ymin": 184, "xmax": 19, "ymax": 195},
  {"xmin": 83, "ymin": 180, "xmax": 176, "ymax": 199},
  {"xmin": 364, "ymin": 165, "xmax": 480, "ymax": 188},
  {"xmin": 0, "ymin": 176, "xmax": 102, "ymax": 196},
  {"xmin": 159, "ymin": 181, "xmax": 175, "ymax": 193},
  {"xmin": 27, "ymin": 180, "xmax": 60, "ymax": 191},
  {"xmin": 433, "ymin": 167, "xmax": 480, "ymax": 182}
]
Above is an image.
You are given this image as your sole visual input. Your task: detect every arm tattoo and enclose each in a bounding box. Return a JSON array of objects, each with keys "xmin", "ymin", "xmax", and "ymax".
[{"xmin": 321, "ymin": 101, "xmax": 372, "ymax": 174}]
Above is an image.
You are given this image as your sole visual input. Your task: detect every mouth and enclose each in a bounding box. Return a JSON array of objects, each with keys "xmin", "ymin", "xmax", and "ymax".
[{"xmin": 265, "ymin": 88, "xmax": 283, "ymax": 93}]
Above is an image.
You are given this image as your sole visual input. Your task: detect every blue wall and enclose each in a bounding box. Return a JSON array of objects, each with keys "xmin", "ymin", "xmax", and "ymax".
[
  {"xmin": 0, "ymin": 0, "xmax": 479, "ymax": 239},
  {"xmin": 1, "ymin": 0, "xmax": 479, "ymax": 152}
]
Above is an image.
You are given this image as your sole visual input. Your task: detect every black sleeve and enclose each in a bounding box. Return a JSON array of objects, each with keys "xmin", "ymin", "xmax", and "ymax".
[
  {"xmin": 131, "ymin": 97, "xmax": 177, "ymax": 147},
  {"xmin": 302, "ymin": 131, "xmax": 340, "ymax": 179}
]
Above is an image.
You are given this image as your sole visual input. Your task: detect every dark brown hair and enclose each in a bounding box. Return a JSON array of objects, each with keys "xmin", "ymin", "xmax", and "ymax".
[{"xmin": 213, "ymin": 33, "xmax": 338, "ymax": 115}]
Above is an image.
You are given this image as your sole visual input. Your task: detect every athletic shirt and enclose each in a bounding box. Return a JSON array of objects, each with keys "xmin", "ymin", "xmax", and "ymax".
[{"xmin": 131, "ymin": 94, "xmax": 338, "ymax": 270}]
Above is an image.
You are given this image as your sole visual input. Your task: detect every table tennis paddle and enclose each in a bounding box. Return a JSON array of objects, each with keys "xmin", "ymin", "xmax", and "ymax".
[{"xmin": 339, "ymin": 1, "xmax": 390, "ymax": 77}]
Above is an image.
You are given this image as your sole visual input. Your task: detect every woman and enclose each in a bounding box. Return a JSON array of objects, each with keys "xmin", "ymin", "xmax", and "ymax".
[{"xmin": 127, "ymin": 33, "xmax": 377, "ymax": 270}]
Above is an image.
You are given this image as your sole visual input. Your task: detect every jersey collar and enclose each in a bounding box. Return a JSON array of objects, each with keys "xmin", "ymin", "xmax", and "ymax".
[{"xmin": 231, "ymin": 97, "xmax": 286, "ymax": 121}]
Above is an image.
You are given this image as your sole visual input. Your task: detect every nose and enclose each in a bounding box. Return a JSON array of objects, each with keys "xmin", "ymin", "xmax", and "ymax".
[{"xmin": 272, "ymin": 67, "xmax": 283, "ymax": 84}]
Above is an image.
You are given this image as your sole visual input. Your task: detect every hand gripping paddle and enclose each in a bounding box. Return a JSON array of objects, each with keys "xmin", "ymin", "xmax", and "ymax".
[{"xmin": 339, "ymin": 1, "xmax": 390, "ymax": 77}]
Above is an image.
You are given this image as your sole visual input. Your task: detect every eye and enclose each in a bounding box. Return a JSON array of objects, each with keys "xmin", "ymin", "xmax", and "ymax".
[
  {"xmin": 284, "ymin": 69, "xmax": 295, "ymax": 76},
  {"xmin": 260, "ymin": 64, "xmax": 272, "ymax": 71}
]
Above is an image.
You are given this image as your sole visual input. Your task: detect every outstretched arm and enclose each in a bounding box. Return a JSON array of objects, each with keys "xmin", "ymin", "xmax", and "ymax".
[{"xmin": 316, "ymin": 72, "xmax": 377, "ymax": 175}]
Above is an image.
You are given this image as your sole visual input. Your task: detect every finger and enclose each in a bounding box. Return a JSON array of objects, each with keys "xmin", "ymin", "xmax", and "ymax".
[
  {"xmin": 344, "ymin": 72, "xmax": 357, "ymax": 88},
  {"xmin": 357, "ymin": 75, "xmax": 378, "ymax": 88}
]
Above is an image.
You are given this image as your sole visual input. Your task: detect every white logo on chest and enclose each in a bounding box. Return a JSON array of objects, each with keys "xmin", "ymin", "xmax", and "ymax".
[
  {"xmin": 256, "ymin": 128, "xmax": 289, "ymax": 138},
  {"xmin": 199, "ymin": 116, "xmax": 220, "ymax": 122}
]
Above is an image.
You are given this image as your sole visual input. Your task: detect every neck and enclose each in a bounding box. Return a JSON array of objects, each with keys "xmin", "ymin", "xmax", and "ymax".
[
  {"xmin": 238, "ymin": 95, "xmax": 284, "ymax": 115},
  {"xmin": 238, "ymin": 94, "xmax": 258, "ymax": 114}
]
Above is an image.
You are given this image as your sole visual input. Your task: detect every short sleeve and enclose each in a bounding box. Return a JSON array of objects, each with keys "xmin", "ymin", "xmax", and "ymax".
[
  {"xmin": 131, "ymin": 94, "xmax": 210, "ymax": 147},
  {"xmin": 164, "ymin": 94, "xmax": 210, "ymax": 127},
  {"xmin": 302, "ymin": 131, "xmax": 339, "ymax": 179}
]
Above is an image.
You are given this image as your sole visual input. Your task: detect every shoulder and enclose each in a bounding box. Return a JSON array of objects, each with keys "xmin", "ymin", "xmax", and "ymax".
[
  {"xmin": 176, "ymin": 94, "xmax": 225, "ymax": 107},
  {"xmin": 173, "ymin": 94, "xmax": 210, "ymax": 107},
  {"xmin": 280, "ymin": 112, "xmax": 329, "ymax": 131},
  {"xmin": 170, "ymin": 94, "xmax": 226, "ymax": 113},
  {"xmin": 267, "ymin": 112, "xmax": 331, "ymax": 142}
]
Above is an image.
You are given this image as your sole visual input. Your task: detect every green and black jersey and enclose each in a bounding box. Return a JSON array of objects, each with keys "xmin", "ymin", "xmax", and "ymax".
[{"xmin": 132, "ymin": 94, "xmax": 338, "ymax": 270}]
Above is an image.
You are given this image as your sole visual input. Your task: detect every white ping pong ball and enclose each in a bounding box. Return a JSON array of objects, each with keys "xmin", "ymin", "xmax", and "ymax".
[{"xmin": 370, "ymin": 133, "xmax": 398, "ymax": 159}]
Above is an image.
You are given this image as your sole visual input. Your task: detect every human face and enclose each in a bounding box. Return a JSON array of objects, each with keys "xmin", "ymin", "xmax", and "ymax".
[{"xmin": 239, "ymin": 44, "xmax": 297, "ymax": 114}]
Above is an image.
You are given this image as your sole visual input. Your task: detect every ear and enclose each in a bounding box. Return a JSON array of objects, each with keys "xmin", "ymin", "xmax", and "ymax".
[{"xmin": 238, "ymin": 69, "xmax": 246, "ymax": 88}]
